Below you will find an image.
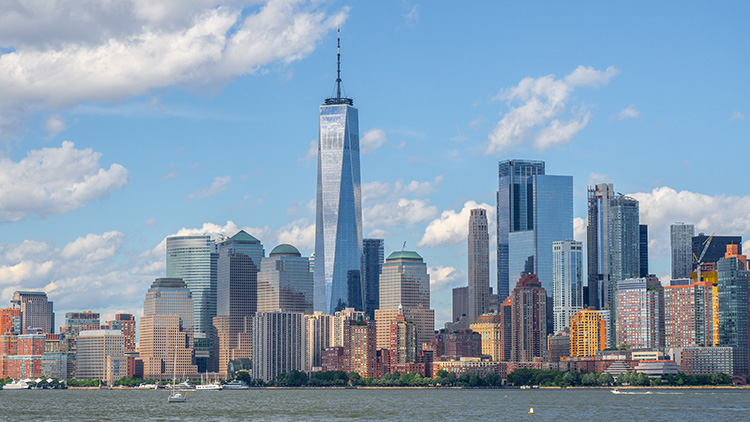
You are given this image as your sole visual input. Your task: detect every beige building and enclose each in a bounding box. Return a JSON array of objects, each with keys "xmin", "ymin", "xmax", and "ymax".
[
  {"xmin": 306, "ymin": 312, "xmax": 333, "ymax": 370},
  {"xmin": 375, "ymin": 251, "xmax": 434, "ymax": 349},
  {"xmin": 75, "ymin": 330, "xmax": 124, "ymax": 381},
  {"xmin": 470, "ymin": 314, "xmax": 503, "ymax": 361},
  {"xmin": 11, "ymin": 291, "xmax": 54, "ymax": 334},
  {"xmin": 331, "ymin": 308, "xmax": 365, "ymax": 347}
]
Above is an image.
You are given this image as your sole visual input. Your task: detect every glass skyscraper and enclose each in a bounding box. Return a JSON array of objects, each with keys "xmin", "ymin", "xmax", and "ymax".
[
  {"xmin": 166, "ymin": 235, "xmax": 217, "ymax": 370},
  {"xmin": 552, "ymin": 240, "xmax": 583, "ymax": 333},
  {"xmin": 258, "ymin": 244, "xmax": 314, "ymax": 314},
  {"xmin": 362, "ymin": 238, "xmax": 384, "ymax": 320},
  {"xmin": 496, "ymin": 160, "xmax": 573, "ymax": 301},
  {"xmin": 314, "ymin": 34, "xmax": 363, "ymax": 314}
]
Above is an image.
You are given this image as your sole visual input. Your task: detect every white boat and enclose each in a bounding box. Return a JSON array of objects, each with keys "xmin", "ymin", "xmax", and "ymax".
[
  {"xmin": 136, "ymin": 383, "xmax": 159, "ymax": 389},
  {"xmin": 195, "ymin": 383, "xmax": 222, "ymax": 391},
  {"xmin": 168, "ymin": 391, "xmax": 187, "ymax": 403},
  {"xmin": 222, "ymin": 380, "xmax": 249, "ymax": 390},
  {"xmin": 3, "ymin": 380, "xmax": 31, "ymax": 390},
  {"xmin": 175, "ymin": 381, "xmax": 194, "ymax": 390},
  {"xmin": 611, "ymin": 389, "xmax": 621, "ymax": 394}
]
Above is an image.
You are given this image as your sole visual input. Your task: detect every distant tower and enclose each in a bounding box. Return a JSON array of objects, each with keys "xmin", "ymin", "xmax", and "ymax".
[
  {"xmin": 11, "ymin": 291, "xmax": 54, "ymax": 334},
  {"xmin": 510, "ymin": 274, "xmax": 547, "ymax": 362},
  {"xmin": 586, "ymin": 183, "xmax": 615, "ymax": 310},
  {"xmin": 670, "ymin": 223, "xmax": 695, "ymax": 279},
  {"xmin": 314, "ymin": 28, "xmax": 363, "ymax": 314},
  {"xmin": 468, "ymin": 208, "xmax": 490, "ymax": 323},
  {"xmin": 552, "ymin": 240, "xmax": 583, "ymax": 333},
  {"xmin": 258, "ymin": 244, "xmax": 314, "ymax": 314},
  {"xmin": 362, "ymin": 238, "xmax": 384, "ymax": 320}
]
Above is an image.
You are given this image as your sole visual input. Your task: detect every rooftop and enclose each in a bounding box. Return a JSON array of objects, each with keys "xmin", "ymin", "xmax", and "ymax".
[
  {"xmin": 225, "ymin": 230, "xmax": 260, "ymax": 244},
  {"xmin": 270, "ymin": 244, "xmax": 301, "ymax": 257},
  {"xmin": 386, "ymin": 251, "xmax": 423, "ymax": 261}
]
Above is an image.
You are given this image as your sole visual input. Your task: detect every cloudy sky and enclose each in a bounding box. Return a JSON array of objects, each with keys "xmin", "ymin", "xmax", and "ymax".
[{"xmin": 1, "ymin": 1, "xmax": 748, "ymax": 328}]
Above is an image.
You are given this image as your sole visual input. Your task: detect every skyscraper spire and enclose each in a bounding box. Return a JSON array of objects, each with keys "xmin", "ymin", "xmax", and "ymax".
[{"xmin": 325, "ymin": 26, "xmax": 353, "ymax": 106}]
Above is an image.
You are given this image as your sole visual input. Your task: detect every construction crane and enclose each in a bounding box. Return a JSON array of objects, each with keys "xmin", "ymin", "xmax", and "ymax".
[{"xmin": 693, "ymin": 233, "xmax": 714, "ymax": 283}]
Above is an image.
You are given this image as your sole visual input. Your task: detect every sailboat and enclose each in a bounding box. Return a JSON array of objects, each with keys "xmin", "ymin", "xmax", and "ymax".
[{"xmin": 167, "ymin": 332, "xmax": 187, "ymax": 403}]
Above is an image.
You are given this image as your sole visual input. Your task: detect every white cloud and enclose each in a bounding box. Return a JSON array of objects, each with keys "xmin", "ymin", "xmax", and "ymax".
[
  {"xmin": 429, "ymin": 266, "xmax": 465, "ymax": 292},
  {"xmin": 0, "ymin": 1, "xmax": 348, "ymax": 134},
  {"xmin": 364, "ymin": 198, "xmax": 438, "ymax": 229},
  {"xmin": 360, "ymin": 128, "xmax": 388, "ymax": 154},
  {"xmin": 187, "ymin": 176, "xmax": 231, "ymax": 200},
  {"xmin": 731, "ymin": 111, "xmax": 745, "ymax": 121},
  {"xmin": 486, "ymin": 65, "xmax": 619, "ymax": 155},
  {"xmin": 275, "ymin": 218, "xmax": 315, "ymax": 251},
  {"xmin": 45, "ymin": 115, "xmax": 67, "ymax": 138},
  {"xmin": 0, "ymin": 141, "xmax": 128, "ymax": 222},
  {"xmin": 302, "ymin": 139, "xmax": 317, "ymax": 162},
  {"xmin": 418, "ymin": 201, "xmax": 495, "ymax": 248},
  {"xmin": 61, "ymin": 231, "xmax": 124, "ymax": 261},
  {"xmin": 362, "ymin": 176, "xmax": 443, "ymax": 204},
  {"xmin": 587, "ymin": 172, "xmax": 609, "ymax": 186},
  {"xmin": 617, "ymin": 105, "xmax": 640, "ymax": 120},
  {"xmin": 574, "ymin": 217, "xmax": 587, "ymax": 243},
  {"xmin": 631, "ymin": 187, "xmax": 750, "ymax": 259}
]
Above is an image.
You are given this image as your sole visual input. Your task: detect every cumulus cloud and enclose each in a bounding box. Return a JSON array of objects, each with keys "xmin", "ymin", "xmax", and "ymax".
[
  {"xmin": 60, "ymin": 231, "xmax": 124, "ymax": 261},
  {"xmin": 574, "ymin": 217, "xmax": 587, "ymax": 243},
  {"xmin": 0, "ymin": 141, "xmax": 128, "ymax": 222},
  {"xmin": 364, "ymin": 198, "xmax": 438, "ymax": 229},
  {"xmin": 617, "ymin": 105, "xmax": 640, "ymax": 120},
  {"xmin": 631, "ymin": 187, "xmax": 750, "ymax": 259},
  {"xmin": 486, "ymin": 65, "xmax": 619, "ymax": 155},
  {"xmin": 418, "ymin": 201, "xmax": 495, "ymax": 248},
  {"xmin": 429, "ymin": 266, "xmax": 465, "ymax": 292},
  {"xmin": 187, "ymin": 176, "xmax": 231, "ymax": 200},
  {"xmin": 0, "ymin": 0, "xmax": 348, "ymax": 134},
  {"xmin": 45, "ymin": 115, "xmax": 67, "ymax": 138},
  {"xmin": 360, "ymin": 128, "xmax": 388, "ymax": 154},
  {"xmin": 276, "ymin": 218, "xmax": 315, "ymax": 251},
  {"xmin": 362, "ymin": 176, "xmax": 443, "ymax": 204},
  {"xmin": 302, "ymin": 139, "xmax": 317, "ymax": 162},
  {"xmin": 587, "ymin": 172, "xmax": 609, "ymax": 186}
]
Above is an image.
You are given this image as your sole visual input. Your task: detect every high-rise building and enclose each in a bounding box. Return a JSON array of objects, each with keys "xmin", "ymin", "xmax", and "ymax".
[
  {"xmin": 693, "ymin": 234, "xmax": 742, "ymax": 270},
  {"xmin": 139, "ymin": 278, "xmax": 197, "ymax": 380},
  {"xmin": 664, "ymin": 281, "xmax": 713, "ymax": 348},
  {"xmin": 615, "ymin": 277, "xmax": 664, "ymax": 349},
  {"xmin": 11, "ymin": 291, "xmax": 54, "ymax": 334},
  {"xmin": 343, "ymin": 317, "xmax": 377, "ymax": 378},
  {"xmin": 331, "ymin": 307, "xmax": 365, "ymax": 347},
  {"xmin": 547, "ymin": 330, "xmax": 570, "ymax": 362},
  {"xmin": 388, "ymin": 312, "xmax": 417, "ymax": 366},
  {"xmin": 374, "ymin": 251, "xmax": 434, "ymax": 350},
  {"xmin": 510, "ymin": 274, "xmax": 547, "ymax": 362},
  {"xmin": 75, "ymin": 329, "xmax": 125, "ymax": 381},
  {"xmin": 314, "ymin": 32, "xmax": 363, "ymax": 314},
  {"xmin": 639, "ymin": 224, "xmax": 649, "ymax": 278},
  {"xmin": 468, "ymin": 208, "xmax": 490, "ymax": 323},
  {"xmin": 586, "ymin": 183, "xmax": 615, "ymax": 310},
  {"xmin": 452, "ymin": 286, "xmax": 468, "ymax": 324},
  {"xmin": 552, "ymin": 240, "xmax": 583, "ymax": 333},
  {"xmin": 671, "ymin": 223, "xmax": 695, "ymax": 279},
  {"xmin": 570, "ymin": 309, "xmax": 606, "ymax": 357},
  {"xmin": 258, "ymin": 244, "xmax": 313, "ymax": 314},
  {"xmin": 717, "ymin": 254, "xmax": 750, "ymax": 376},
  {"xmin": 470, "ymin": 314, "xmax": 504, "ymax": 361},
  {"xmin": 362, "ymin": 238, "xmax": 384, "ymax": 320},
  {"xmin": 213, "ymin": 231, "xmax": 262, "ymax": 377},
  {"xmin": 305, "ymin": 312, "xmax": 333, "ymax": 370},
  {"xmin": 63, "ymin": 311, "xmax": 100, "ymax": 354},
  {"xmin": 0, "ymin": 308, "xmax": 20, "ymax": 335},
  {"xmin": 106, "ymin": 314, "xmax": 136, "ymax": 353},
  {"xmin": 443, "ymin": 330, "xmax": 482, "ymax": 359},
  {"xmin": 497, "ymin": 160, "xmax": 573, "ymax": 300},
  {"xmin": 252, "ymin": 311, "xmax": 306, "ymax": 382},
  {"xmin": 166, "ymin": 235, "xmax": 218, "ymax": 370}
]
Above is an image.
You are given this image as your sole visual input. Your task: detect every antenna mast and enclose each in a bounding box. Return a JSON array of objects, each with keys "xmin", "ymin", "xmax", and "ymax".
[{"xmin": 336, "ymin": 26, "xmax": 341, "ymax": 99}]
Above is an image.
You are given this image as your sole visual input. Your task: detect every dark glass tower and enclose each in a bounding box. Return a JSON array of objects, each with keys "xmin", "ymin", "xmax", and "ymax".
[
  {"xmin": 314, "ymin": 29, "xmax": 363, "ymax": 313},
  {"xmin": 362, "ymin": 238, "xmax": 384, "ymax": 319}
]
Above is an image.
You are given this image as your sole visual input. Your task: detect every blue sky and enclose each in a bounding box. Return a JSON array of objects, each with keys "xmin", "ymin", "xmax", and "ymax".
[{"xmin": 0, "ymin": 1, "xmax": 748, "ymax": 327}]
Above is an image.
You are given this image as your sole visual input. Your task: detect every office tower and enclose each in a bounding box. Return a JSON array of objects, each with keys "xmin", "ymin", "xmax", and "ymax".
[
  {"xmin": 252, "ymin": 311, "xmax": 306, "ymax": 382},
  {"xmin": 692, "ymin": 234, "xmax": 742, "ymax": 268},
  {"xmin": 63, "ymin": 311, "xmax": 100, "ymax": 354},
  {"xmin": 343, "ymin": 317, "xmax": 378, "ymax": 378},
  {"xmin": 717, "ymin": 254, "xmax": 750, "ymax": 376},
  {"xmin": 664, "ymin": 281, "xmax": 713, "ymax": 348},
  {"xmin": 468, "ymin": 208, "xmax": 490, "ymax": 323},
  {"xmin": 639, "ymin": 224, "xmax": 649, "ymax": 278},
  {"xmin": 510, "ymin": 274, "xmax": 547, "ymax": 362},
  {"xmin": 452, "ymin": 286, "xmax": 468, "ymax": 323},
  {"xmin": 362, "ymin": 238, "xmax": 384, "ymax": 320},
  {"xmin": 213, "ymin": 231, "xmax": 262, "ymax": 377},
  {"xmin": 552, "ymin": 240, "xmax": 583, "ymax": 333},
  {"xmin": 314, "ymin": 31, "xmax": 363, "ymax": 314},
  {"xmin": 0, "ymin": 308, "xmax": 20, "ymax": 335},
  {"xmin": 106, "ymin": 314, "xmax": 136, "ymax": 353},
  {"xmin": 305, "ymin": 312, "xmax": 333, "ymax": 370},
  {"xmin": 75, "ymin": 329, "xmax": 124, "ymax": 380},
  {"xmin": 570, "ymin": 309, "xmax": 606, "ymax": 357},
  {"xmin": 586, "ymin": 183, "xmax": 615, "ymax": 310},
  {"xmin": 374, "ymin": 251, "xmax": 435, "ymax": 350},
  {"xmin": 671, "ymin": 223, "xmax": 695, "ymax": 279},
  {"xmin": 615, "ymin": 276, "xmax": 664, "ymax": 349},
  {"xmin": 497, "ymin": 160, "xmax": 573, "ymax": 300},
  {"xmin": 547, "ymin": 330, "xmax": 570, "ymax": 362},
  {"xmin": 166, "ymin": 235, "xmax": 218, "ymax": 370},
  {"xmin": 139, "ymin": 278, "xmax": 198, "ymax": 380},
  {"xmin": 470, "ymin": 314, "xmax": 504, "ymax": 361},
  {"xmin": 257, "ymin": 244, "xmax": 314, "ymax": 314},
  {"xmin": 390, "ymin": 312, "xmax": 417, "ymax": 365},
  {"xmin": 11, "ymin": 291, "xmax": 54, "ymax": 334}
]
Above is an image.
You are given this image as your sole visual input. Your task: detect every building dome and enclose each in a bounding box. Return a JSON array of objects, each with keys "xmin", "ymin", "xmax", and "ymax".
[{"xmin": 270, "ymin": 244, "xmax": 301, "ymax": 257}]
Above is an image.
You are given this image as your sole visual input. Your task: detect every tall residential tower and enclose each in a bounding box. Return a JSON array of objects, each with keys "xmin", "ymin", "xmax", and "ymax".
[{"xmin": 468, "ymin": 208, "xmax": 490, "ymax": 323}]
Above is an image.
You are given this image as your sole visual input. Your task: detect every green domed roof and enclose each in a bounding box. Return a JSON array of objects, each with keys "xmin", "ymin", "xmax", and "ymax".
[
  {"xmin": 386, "ymin": 250, "xmax": 423, "ymax": 261},
  {"xmin": 227, "ymin": 230, "xmax": 260, "ymax": 244},
  {"xmin": 270, "ymin": 244, "xmax": 301, "ymax": 256}
]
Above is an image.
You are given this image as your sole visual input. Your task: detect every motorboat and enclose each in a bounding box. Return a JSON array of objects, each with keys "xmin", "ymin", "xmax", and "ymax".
[
  {"xmin": 195, "ymin": 383, "xmax": 222, "ymax": 391},
  {"xmin": 223, "ymin": 380, "xmax": 250, "ymax": 390},
  {"xmin": 168, "ymin": 391, "xmax": 187, "ymax": 403},
  {"xmin": 611, "ymin": 389, "xmax": 621, "ymax": 394},
  {"xmin": 3, "ymin": 380, "xmax": 31, "ymax": 390},
  {"xmin": 136, "ymin": 383, "xmax": 159, "ymax": 389},
  {"xmin": 175, "ymin": 381, "xmax": 194, "ymax": 390}
]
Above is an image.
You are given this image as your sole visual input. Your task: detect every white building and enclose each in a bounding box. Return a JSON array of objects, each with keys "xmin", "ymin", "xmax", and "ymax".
[{"xmin": 552, "ymin": 240, "xmax": 583, "ymax": 333}]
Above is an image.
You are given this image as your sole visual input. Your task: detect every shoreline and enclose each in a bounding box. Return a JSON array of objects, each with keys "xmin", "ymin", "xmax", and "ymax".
[{"xmin": 57, "ymin": 385, "xmax": 748, "ymax": 390}]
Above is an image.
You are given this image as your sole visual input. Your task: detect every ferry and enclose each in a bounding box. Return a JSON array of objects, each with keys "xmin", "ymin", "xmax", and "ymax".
[
  {"xmin": 223, "ymin": 380, "xmax": 250, "ymax": 390},
  {"xmin": 3, "ymin": 380, "xmax": 31, "ymax": 390}
]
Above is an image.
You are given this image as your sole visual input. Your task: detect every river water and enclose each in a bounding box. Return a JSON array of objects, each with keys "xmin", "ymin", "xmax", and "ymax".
[{"xmin": 1, "ymin": 388, "xmax": 749, "ymax": 421}]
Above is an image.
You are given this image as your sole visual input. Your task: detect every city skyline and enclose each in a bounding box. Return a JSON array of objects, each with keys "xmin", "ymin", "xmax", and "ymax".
[{"xmin": 0, "ymin": 1, "xmax": 748, "ymax": 328}]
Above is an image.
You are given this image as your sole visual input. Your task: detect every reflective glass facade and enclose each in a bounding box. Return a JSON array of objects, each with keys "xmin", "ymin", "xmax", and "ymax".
[
  {"xmin": 362, "ymin": 238, "xmax": 384, "ymax": 320},
  {"xmin": 315, "ymin": 103, "xmax": 363, "ymax": 313},
  {"xmin": 258, "ymin": 245, "xmax": 314, "ymax": 314},
  {"xmin": 552, "ymin": 240, "xmax": 583, "ymax": 333},
  {"xmin": 497, "ymin": 160, "xmax": 573, "ymax": 300}
]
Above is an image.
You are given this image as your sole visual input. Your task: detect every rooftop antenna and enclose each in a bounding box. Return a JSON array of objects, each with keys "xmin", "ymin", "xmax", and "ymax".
[
  {"xmin": 402, "ymin": 241, "xmax": 406, "ymax": 252},
  {"xmin": 336, "ymin": 26, "xmax": 341, "ymax": 99}
]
